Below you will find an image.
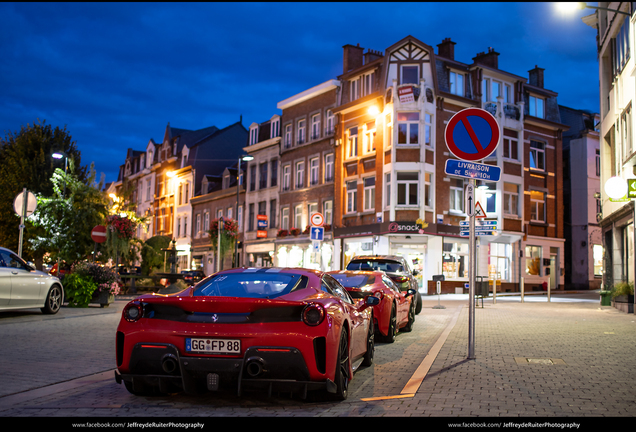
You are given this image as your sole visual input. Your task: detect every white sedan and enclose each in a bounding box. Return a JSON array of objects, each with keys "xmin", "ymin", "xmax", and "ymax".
[{"xmin": 0, "ymin": 247, "xmax": 64, "ymax": 314}]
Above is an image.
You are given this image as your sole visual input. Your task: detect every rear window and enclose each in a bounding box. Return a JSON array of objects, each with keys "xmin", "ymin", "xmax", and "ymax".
[
  {"xmin": 346, "ymin": 260, "xmax": 404, "ymax": 273},
  {"xmin": 330, "ymin": 273, "xmax": 375, "ymax": 289},
  {"xmin": 194, "ymin": 272, "xmax": 307, "ymax": 299}
]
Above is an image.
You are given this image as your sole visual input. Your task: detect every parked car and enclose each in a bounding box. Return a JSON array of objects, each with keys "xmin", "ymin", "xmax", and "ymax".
[
  {"xmin": 115, "ymin": 267, "xmax": 378, "ymax": 400},
  {"xmin": 181, "ymin": 270, "xmax": 206, "ymax": 285},
  {"xmin": 346, "ymin": 255, "xmax": 422, "ymax": 314},
  {"xmin": 0, "ymin": 247, "xmax": 64, "ymax": 314},
  {"xmin": 329, "ymin": 270, "xmax": 416, "ymax": 343}
]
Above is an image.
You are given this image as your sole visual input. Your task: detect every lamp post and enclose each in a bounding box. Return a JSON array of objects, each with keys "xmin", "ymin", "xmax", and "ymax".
[
  {"xmin": 51, "ymin": 152, "xmax": 68, "ymax": 277},
  {"xmin": 235, "ymin": 154, "xmax": 254, "ymax": 267}
]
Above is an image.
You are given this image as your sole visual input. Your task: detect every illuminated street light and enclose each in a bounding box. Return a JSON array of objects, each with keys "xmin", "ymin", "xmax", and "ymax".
[{"xmin": 556, "ymin": 2, "xmax": 630, "ymax": 16}]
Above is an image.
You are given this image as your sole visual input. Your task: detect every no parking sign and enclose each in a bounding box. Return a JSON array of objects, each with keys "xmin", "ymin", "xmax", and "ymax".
[{"xmin": 445, "ymin": 108, "xmax": 500, "ymax": 161}]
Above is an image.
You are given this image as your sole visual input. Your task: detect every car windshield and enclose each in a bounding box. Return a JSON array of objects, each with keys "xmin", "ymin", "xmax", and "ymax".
[
  {"xmin": 346, "ymin": 260, "xmax": 404, "ymax": 273},
  {"xmin": 330, "ymin": 273, "xmax": 375, "ymax": 289},
  {"xmin": 193, "ymin": 272, "xmax": 306, "ymax": 299}
]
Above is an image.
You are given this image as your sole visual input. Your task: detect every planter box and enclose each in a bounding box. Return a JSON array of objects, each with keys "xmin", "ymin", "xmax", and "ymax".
[
  {"xmin": 91, "ymin": 291, "xmax": 115, "ymax": 308},
  {"xmin": 612, "ymin": 295, "xmax": 634, "ymax": 314}
]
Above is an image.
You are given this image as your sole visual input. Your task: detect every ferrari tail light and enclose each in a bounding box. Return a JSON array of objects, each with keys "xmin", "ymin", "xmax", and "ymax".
[
  {"xmin": 393, "ymin": 276, "xmax": 408, "ymax": 283},
  {"xmin": 124, "ymin": 302, "xmax": 143, "ymax": 322},
  {"xmin": 302, "ymin": 303, "xmax": 325, "ymax": 326}
]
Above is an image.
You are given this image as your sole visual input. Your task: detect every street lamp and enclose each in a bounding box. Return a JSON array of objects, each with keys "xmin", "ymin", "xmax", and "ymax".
[
  {"xmin": 52, "ymin": 152, "xmax": 68, "ymax": 197},
  {"xmin": 556, "ymin": 2, "xmax": 630, "ymax": 16},
  {"xmin": 235, "ymin": 154, "xmax": 254, "ymax": 267}
]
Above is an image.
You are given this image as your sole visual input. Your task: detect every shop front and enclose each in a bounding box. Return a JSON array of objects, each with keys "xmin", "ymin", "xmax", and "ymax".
[
  {"xmin": 245, "ymin": 240, "xmax": 275, "ymax": 268},
  {"xmin": 275, "ymin": 233, "xmax": 334, "ymax": 271}
]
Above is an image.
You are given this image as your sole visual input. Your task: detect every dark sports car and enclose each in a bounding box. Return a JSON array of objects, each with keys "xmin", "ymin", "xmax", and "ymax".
[
  {"xmin": 329, "ymin": 270, "xmax": 416, "ymax": 343},
  {"xmin": 115, "ymin": 267, "xmax": 378, "ymax": 400}
]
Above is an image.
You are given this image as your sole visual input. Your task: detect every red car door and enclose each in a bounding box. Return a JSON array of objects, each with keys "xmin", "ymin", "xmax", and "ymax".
[
  {"xmin": 382, "ymin": 275, "xmax": 409, "ymax": 327},
  {"xmin": 324, "ymin": 275, "xmax": 368, "ymax": 359}
]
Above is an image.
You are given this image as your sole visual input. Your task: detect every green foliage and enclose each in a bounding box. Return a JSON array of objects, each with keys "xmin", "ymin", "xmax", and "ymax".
[
  {"xmin": 140, "ymin": 235, "xmax": 172, "ymax": 275},
  {"xmin": 610, "ymin": 281, "xmax": 634, "ymax": 298},
  {"xmin": 0, "ymin": 120, "xmax": 87, "ymax": 261},
  {"xmin": 72, "ymin": 261, "xmax": 120, "ymax": 295},
  {"xmin": 63, "ymin": 273, "xmax": 98, "ymax": 307},
  {"xmin": 29, "ymin": 160, "xmax": 109, "ymax": 263}
]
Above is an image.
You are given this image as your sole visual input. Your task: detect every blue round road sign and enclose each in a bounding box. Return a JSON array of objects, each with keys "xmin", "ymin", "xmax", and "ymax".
[{"xmin": 444, "ymin": 108, "xmax": 500, "ymax": 161}]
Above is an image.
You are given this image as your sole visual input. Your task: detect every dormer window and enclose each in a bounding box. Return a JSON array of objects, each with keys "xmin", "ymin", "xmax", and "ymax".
[
  {"xmin": 528, "ymin": 95, "xmax": 545, "ymax": 119},
  {"xmin": 249, "ymin": 125, "xmax": 259, "ymax": 145},
  {"xmin": 449, "ymin": 71, "xmax": 464, "ymax": 97},
  {"xmin": 271, "ymin": 117, "xmax": 280, "ymax": 139}
]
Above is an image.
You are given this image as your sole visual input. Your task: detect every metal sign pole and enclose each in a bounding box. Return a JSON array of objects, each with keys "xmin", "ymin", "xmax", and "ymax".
[
  {"xmin": 468, "ymin": 178, "xmax": 476, "ymax": 360},
  {"xmin": 18, "ymin": 188, "xmax": 27, "ymax": 258}
]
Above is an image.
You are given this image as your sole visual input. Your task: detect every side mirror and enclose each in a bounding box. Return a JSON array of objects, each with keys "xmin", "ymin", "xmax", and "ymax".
[
  {"xmin": 361, "ymin": 295, "xmax": 380, "ymax": 310},
  {"xmin": 412, "ymin": 270, "xmax": 420, "ymax": 276},
  {"xmin": 27, "ymin": 262, "xmax": 36, "ymax": 271},
  {"xmin": 407, "ymin": 289, "xmax": 417, "ymax": 297}
]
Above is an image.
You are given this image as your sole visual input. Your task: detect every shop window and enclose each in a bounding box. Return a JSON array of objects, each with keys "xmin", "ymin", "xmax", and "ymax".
[
  {"xmin": 488, "ymin": 243, "xmax": 510, "ymax": 281},
  {"xmin": 442, "ymin": 239, "xmax": 469, "ymax": 279},
  {"xmin": 525, "ymin": 245, "xmax": 541, "ymax": 276}
]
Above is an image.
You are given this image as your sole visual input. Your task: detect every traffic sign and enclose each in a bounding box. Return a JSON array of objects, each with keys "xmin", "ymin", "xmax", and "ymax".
[
  {"xmin": 460, "ymin": 220, "xmax": 498, "ymax": 227},
  {"xmin": 310, "ymin": 212, "xmax": 324, "ymax": 226},
  {"xmin": 91, "ymin": 225, "xmax": 107, "ymax": 243},
  {"xmin": 466, "ymin": 183, "xmax": 475, "ymax": 216},
  {"xmin": 445, "ymin": 108, "xmax": 500, "ymax": 161},
  {"xmin": 310, "ymin": 226, "xmax": 324, "ymax": 241},
  {"xmin": 474, "ymin": 202, "xmax": 486, "ymax": 218},
  {"xmin": 13, "ymin": 190, "xmax": 37, "ymax": 217},
  {"xmin": 444, "ymin": 159, "xmax": 501, "ymax": 182}
]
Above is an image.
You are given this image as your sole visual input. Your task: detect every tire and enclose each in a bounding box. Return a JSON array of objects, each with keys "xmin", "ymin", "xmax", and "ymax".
[
  {"xmin": 362, "ymin": 315, "xmax": 374, "ymax": 367},
  {"xmin": 331, "ymin": 329, "xmax": 350, "ymax": 401},
  {"xmin": 403, "ymin": 302, "xmax": 415, "ymax": 333},
  {"xmin": 41, "ymin": 284, "xmax": 63, "ymax": 314},
  {"xmin": 380, "ymin": 304, "xmax": 397, "ymax": 343},
  {"xmin": 415, "ymin": 291, "xmax": 422, "ymax": 315}
]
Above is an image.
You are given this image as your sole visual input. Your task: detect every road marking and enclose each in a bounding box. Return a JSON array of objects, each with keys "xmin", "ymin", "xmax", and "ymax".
[
  {"xmin": 360, "ymin": 305, "xmax": 463, "ymax": 401},
  {"xmin": 399, "ymin": 305, "xmax": 463, "ymax": 395}
]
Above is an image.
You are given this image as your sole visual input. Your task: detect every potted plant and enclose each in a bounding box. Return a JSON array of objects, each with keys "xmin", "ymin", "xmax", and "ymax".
[
  {"xmin": 277, "ymin": 229, "xmax": 289, "ymax": 238},
  {"xmin": 290, "ymin": 227, "xmax": 301, "ymax": 236},
  {"xmin": 610, "ymin": 281, "xmax": 634, "ymax": 313},
  {"xmin": 71, "ymin": 261, "xmax": 121, "ymax": 307}
]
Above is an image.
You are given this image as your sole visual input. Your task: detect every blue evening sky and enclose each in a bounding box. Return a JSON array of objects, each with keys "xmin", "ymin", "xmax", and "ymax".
[{"xmin": 0, "ymin": 2, "xmax": 598, "ymax": 184}]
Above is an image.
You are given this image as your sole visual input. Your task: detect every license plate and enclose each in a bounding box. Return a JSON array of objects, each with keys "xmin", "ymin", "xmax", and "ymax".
[{"xmin": 185, "ymin": 338, "xmax": 241, "ymax": 355}]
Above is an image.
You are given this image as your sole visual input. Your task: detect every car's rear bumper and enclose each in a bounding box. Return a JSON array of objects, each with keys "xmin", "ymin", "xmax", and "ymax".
[{"xmin": 115, "ymin": 342, "xmax": 336, "ymax": 396}]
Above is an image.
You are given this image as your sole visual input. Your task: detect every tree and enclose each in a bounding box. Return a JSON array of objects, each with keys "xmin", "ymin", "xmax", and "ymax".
[
  {"xmin": 0, "ymin": 120, "xmax": 87, "ymax": 261},
  {"xmin": 29, "ymin": 160, "xmax": 109, "ymax": 264}
]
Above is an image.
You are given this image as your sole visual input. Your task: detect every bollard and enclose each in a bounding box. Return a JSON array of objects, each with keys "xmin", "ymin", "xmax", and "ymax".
[
  {"xmin": 521, "ymin": 277, "xmax": 524, "ymax": 303},
  {"xmin": 547, "ymin": 278, "xmax": 551, "ymax": 302},
  {"xmin": 492, "ymin": 278, "xmax": 496, "ymax": 305}
]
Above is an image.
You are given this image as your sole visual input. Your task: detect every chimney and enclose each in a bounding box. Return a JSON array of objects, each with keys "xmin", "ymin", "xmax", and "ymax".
[
  {"xmin": 528, "ymin": 65, "xmax": 545, "ymax": 88},
  {"xmin": 472, "ymin": 47, "xmax": 499, "ymax": 69},
  {"xmin": 343, "ymin": 43, "xmax": 364, "ymax": 73},
  {"xmin": 437, "ymin": 38, "xmax": 456, "ymax": 60},
  {"xmin": 364, "ymin": 48, "xmax": 383, "ymax": 65}
]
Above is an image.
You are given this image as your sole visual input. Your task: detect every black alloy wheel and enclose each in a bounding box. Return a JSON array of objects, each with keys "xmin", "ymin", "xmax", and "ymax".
[{"xmin": 331, "ymin": 329, "xmax": 350, "ymax": 401}]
